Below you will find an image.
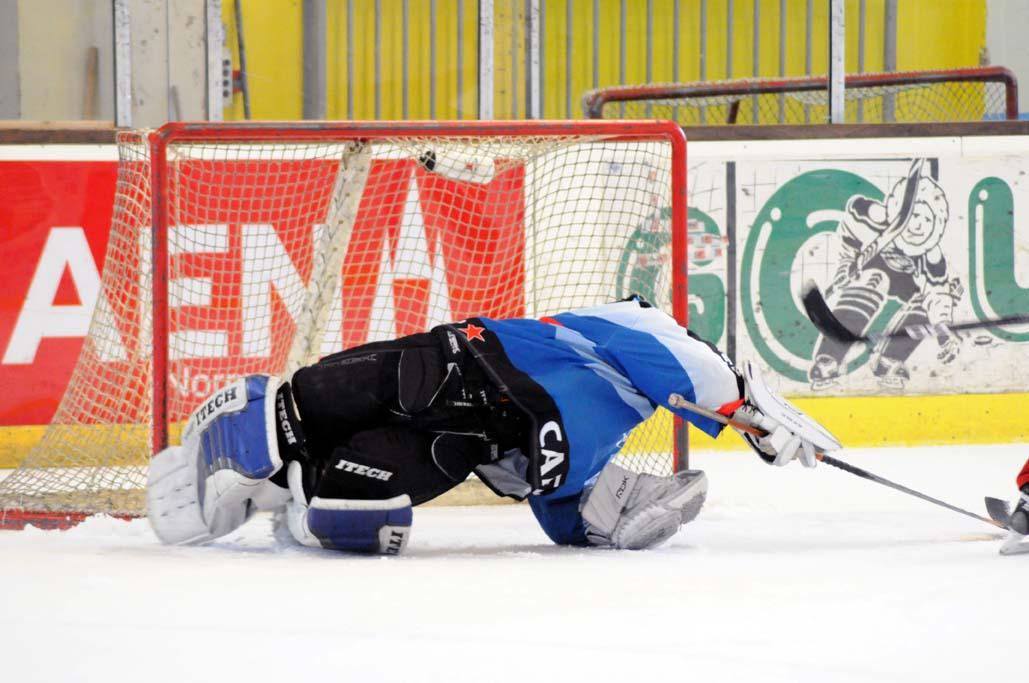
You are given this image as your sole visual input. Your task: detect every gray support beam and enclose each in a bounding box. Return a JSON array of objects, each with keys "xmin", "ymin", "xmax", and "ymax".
[
  {"xmin": 129, "ymin": 0, "xmax": 170, "ymax": 127},
  {"xmin": 525, "ymin": 0, "xmax": 540, "ymax": 119},
  {"xmin": 232, "ymin": 0, "xmax": 250, "ymax": 119},
  {"xmin": 303, "ymin": 0, "xmax": 327, "ymax": 120},
  {"xmin": 857, "ymin": 0, "xmax": 866, "ymax": 121},
  {"xmin": 726, "ymin": 0, "xmax": 733, "ymax": 78},
  {"xmin": 884, "ymin": 0, "xmax": 898, "ymax": 121},
  {"xmin": 592, "ymin": 0, "xmax": 599, "ymax": 89},
  {"xmin": 884, "ymin": 0, "xmax": 898, "ymax": 71},
  {"xmin": 206, "ymin": 0, "xmax": 225, "ymax": 121},
  {"xmin": 456, "ymin": 0, "xmax": 463, "ymax": 119},
  {"xmin": 828, "ymin": 0, "xmax": 845, "ymax": 123},
  {"xmin": 0, "ymin": 1, "xmax": 19, "ymax": 118},
  {"xmin": 114, "ymin": 0, "xmax": 133, "ymax": 126},
  {"xmin": 779, "ymin": 0, "xmax": 786, "ymax": 122},
  {"xmin": 672, "ymin": 0, "xmax": 679, "ymax": 81},
  {"xmin": 169, "ymin": 0, "xmax": 208, "ymax": 121},
  {"xmin": 479, "ymin": 0, "xmax": 494, "ymax": 119}
]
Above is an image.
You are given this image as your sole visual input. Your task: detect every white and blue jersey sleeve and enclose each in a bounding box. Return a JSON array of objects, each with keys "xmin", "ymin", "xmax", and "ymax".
[
  {"xmin": 467, "ymin": 298, "xmax": 740, "ymax": 543},
  {"xmin": 469, "ymin": 299, "xmax": 740, "ymax": 544}
]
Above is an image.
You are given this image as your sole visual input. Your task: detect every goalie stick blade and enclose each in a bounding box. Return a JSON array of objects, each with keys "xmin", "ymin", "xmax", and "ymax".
[
  {"xmin": 801, "ymin": 281, "xmax": 866, "ymax": 344},
  {"xmin": 984, "ymin": 497, "xmax": 1013, "ymax": 527}
]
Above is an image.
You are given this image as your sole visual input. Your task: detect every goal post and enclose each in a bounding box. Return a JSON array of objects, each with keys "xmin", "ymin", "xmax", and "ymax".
[{"xmin": 1, "ymin": 119, "xmax": 690, "ymax": 528}]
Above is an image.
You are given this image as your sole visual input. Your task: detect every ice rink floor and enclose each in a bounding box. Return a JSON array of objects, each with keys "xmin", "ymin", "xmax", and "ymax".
[{"xmin": 1, "ymin": 443, "xmax": 1027, "ymax": 683}]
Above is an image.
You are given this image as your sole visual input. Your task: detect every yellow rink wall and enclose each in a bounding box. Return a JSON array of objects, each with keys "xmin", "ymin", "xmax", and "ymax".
[
  {"xmin": 2, "ymin": 392, "xmax": 1026, "ymax": 468},
  {"xmin": 219, "ymin": 0, "xmax": 986, "ymax": 122}
]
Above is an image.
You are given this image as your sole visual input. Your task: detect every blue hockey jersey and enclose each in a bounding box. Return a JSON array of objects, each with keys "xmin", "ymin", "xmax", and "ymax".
[{"xmin": 437, "ymin": 298, "xmax": 742, "ymax": 545}]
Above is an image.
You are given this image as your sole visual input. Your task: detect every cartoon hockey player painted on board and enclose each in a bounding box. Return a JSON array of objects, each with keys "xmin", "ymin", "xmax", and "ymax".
[{"xmin": 810, "ymin": 161, "xmax": 964, "ymax": 390}]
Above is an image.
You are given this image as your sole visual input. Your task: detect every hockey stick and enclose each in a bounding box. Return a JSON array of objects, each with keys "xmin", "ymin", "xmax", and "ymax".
[
  {"xmin": 801, "ymin": 280, "xmax": 1029, "ymax": 346},
  {"xmin": 824, "ymin": 158, "xmax": 924, "ymax": 299},
  {"xmin": 984, "ymin": 497, "xmax": 1013, "ymax": 526},
  {"xmin": 668, "ymin": 393, "xmax": 1006, "ymax": 529}
]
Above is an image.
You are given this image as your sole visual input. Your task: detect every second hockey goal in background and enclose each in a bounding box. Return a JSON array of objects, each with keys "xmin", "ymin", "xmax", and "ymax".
[{"xmin": 583, "ymin": 66, "xmax": 1019, "ymax": 125}]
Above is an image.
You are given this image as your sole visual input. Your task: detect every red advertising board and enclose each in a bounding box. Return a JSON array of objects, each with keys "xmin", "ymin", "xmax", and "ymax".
[
  {"xmin": 0, "ymin": 159, "xmax": 118, "ymax": 425},
  {"xmin": 0, "ymin": 152, "xmax": 525, "ymax": 428}
]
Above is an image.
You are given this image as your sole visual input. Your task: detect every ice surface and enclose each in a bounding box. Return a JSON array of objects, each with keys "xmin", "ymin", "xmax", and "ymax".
[{"xmin": 1, "ymin": 444, "xmax": 1026, "ymax": 683}]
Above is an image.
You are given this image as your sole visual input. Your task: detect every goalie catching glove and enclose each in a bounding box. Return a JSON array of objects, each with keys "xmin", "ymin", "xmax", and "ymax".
[
  {"xmin": 579, "ymin": 463, "xmax": 708, "ymax": 550},
  {"xmin": 732, "ymin": 360, "xmax": 842, "ymax": 467}
]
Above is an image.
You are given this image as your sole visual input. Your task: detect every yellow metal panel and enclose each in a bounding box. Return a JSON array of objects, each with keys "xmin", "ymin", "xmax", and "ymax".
[
  {"xmin": 705, "ymin": 0, "xmax": 729, "ymax": 80},
  {"xmin": 860, "ymin": 0, "xmax": 885, "ymax": 73},
  {"xmin": 898, "ymin": 0, "xmax": 985, "ymax": 70},
  {"xmin": 569, "ymin": 0, "xmax": 597, "ymax": 118},
  {"xmin": 326, "ymin": 0, "xmax": 347, "ymax": 119},
  {"xmin": 217, "ymin": 0, "xmax": 987, "ymax": 124},
  {"xmin": 378, "ymin": 0, "xmax": 402, "ymax": 120},
  {"xmin": 408, "ymin": 0, "xmax": 433, "ymax": 119},
  {"xmin": 491, "ymin": 0, "xmax": 526, "ymax": 119},
  {"xmin": 6, "ymin": 390, "xmax": 1023, "ymax": 468},
  {"xmin": 621, "ymin": 392, "xmax": 1029, "ymax": 457},
  {"xmin": 222, "ymin": 0, "xmax": 304, "ymax": 121},
  {"xmin": 755, "ymin": 0, "xmax": 781, "ymax": 78},
  {"xmin": 621, "ymin": 1, "xmax": 647, "ymax": 87},
  {"xmin": 351, "ymin": 3, "xmax": 377, "ymax": 119},
  {"xmin": 458, "ymin": 0, "xmax": 479, "ymax": 119},
  {"xmin": 676, "ymin": 1, "xmax": 703, "ymax": 84},
  {"xmin": 541, "ymin": 0, "xmax": 566, "ymax": 119}
]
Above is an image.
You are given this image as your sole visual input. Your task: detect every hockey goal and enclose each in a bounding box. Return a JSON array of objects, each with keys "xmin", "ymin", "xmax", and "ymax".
[
  {"xmin": 583, "ymin": 66, "xmax": 1019, "ymax": 124},
  {"xmin": 0, "ymin": 120, "xmax": 689, "ymax": 528}
]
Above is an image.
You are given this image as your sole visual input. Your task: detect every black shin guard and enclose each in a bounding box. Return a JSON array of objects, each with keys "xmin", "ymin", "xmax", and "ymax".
[
  {"xmin": 312, "ymin": 428, "xmax": 481, "ymax": 506},
  {"xmin": 283, "ymin": 428, "xmax": 492, "ymax": 553}
]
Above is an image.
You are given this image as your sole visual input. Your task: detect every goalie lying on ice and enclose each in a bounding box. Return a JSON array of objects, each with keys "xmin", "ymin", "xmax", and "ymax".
[{"xmin": 146, "ymin": 296, "xmax": 840, "ymax": 554}]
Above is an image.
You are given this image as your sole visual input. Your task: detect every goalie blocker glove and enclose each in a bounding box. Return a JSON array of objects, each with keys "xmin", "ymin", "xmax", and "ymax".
[{"xmin": 732, "ymin": 360, "xmax": 842, "ymax": 467}]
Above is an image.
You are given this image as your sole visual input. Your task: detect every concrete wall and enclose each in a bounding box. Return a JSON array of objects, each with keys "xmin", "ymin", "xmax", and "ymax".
[
  {"xmin": 0, "ymin": 1, "xmax": 18, "ymax": 119},
  {"xmin": 8, "ymin": 0, "xmax": 207, "ymax": 125},
  {"xmin": 986, "ymin": 0, "xmax": 1029, "ymax": 114},
  {"xmin": 17, "ymin": 0, "xmax": 115, "ymax": 121}
]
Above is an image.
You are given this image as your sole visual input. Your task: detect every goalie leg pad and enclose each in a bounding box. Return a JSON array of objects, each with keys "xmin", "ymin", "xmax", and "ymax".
[
  {"xmin": 284, "ymin": 462, "xmax": 412, "ymax": 554},
  {"xmin": 146, "ymin": 375, "xmax": 288, "ymax": 545},
  {"xmin": 146, "ymin": 445, "xmax": 213, "ymax": 545},
  {"xmin": 306, "ymin": 497, "xmax": 413, "ymax": 554}
]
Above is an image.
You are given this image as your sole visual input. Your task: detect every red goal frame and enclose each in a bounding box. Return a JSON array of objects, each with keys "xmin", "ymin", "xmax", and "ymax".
[{"xmin": 148, "ymin": 119, "xmax": 690, "ymax": 463}]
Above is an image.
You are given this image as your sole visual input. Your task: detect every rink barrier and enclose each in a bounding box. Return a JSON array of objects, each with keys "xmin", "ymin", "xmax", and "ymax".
[{"xmin": 1, "ymin": 390, "xmax": 1026, "ymax": 470}]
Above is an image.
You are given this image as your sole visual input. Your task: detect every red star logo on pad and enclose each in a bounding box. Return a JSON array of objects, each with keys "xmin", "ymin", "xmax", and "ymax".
[{"xmin": 459, "ymin": 323, "xmax": 486, "ymax": 342}]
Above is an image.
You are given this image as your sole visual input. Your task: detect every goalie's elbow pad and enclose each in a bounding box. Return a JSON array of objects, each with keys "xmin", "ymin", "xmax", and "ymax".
[{"xmin": 579, "ymin": 463, "xmax": 707, "ymax": 550}]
